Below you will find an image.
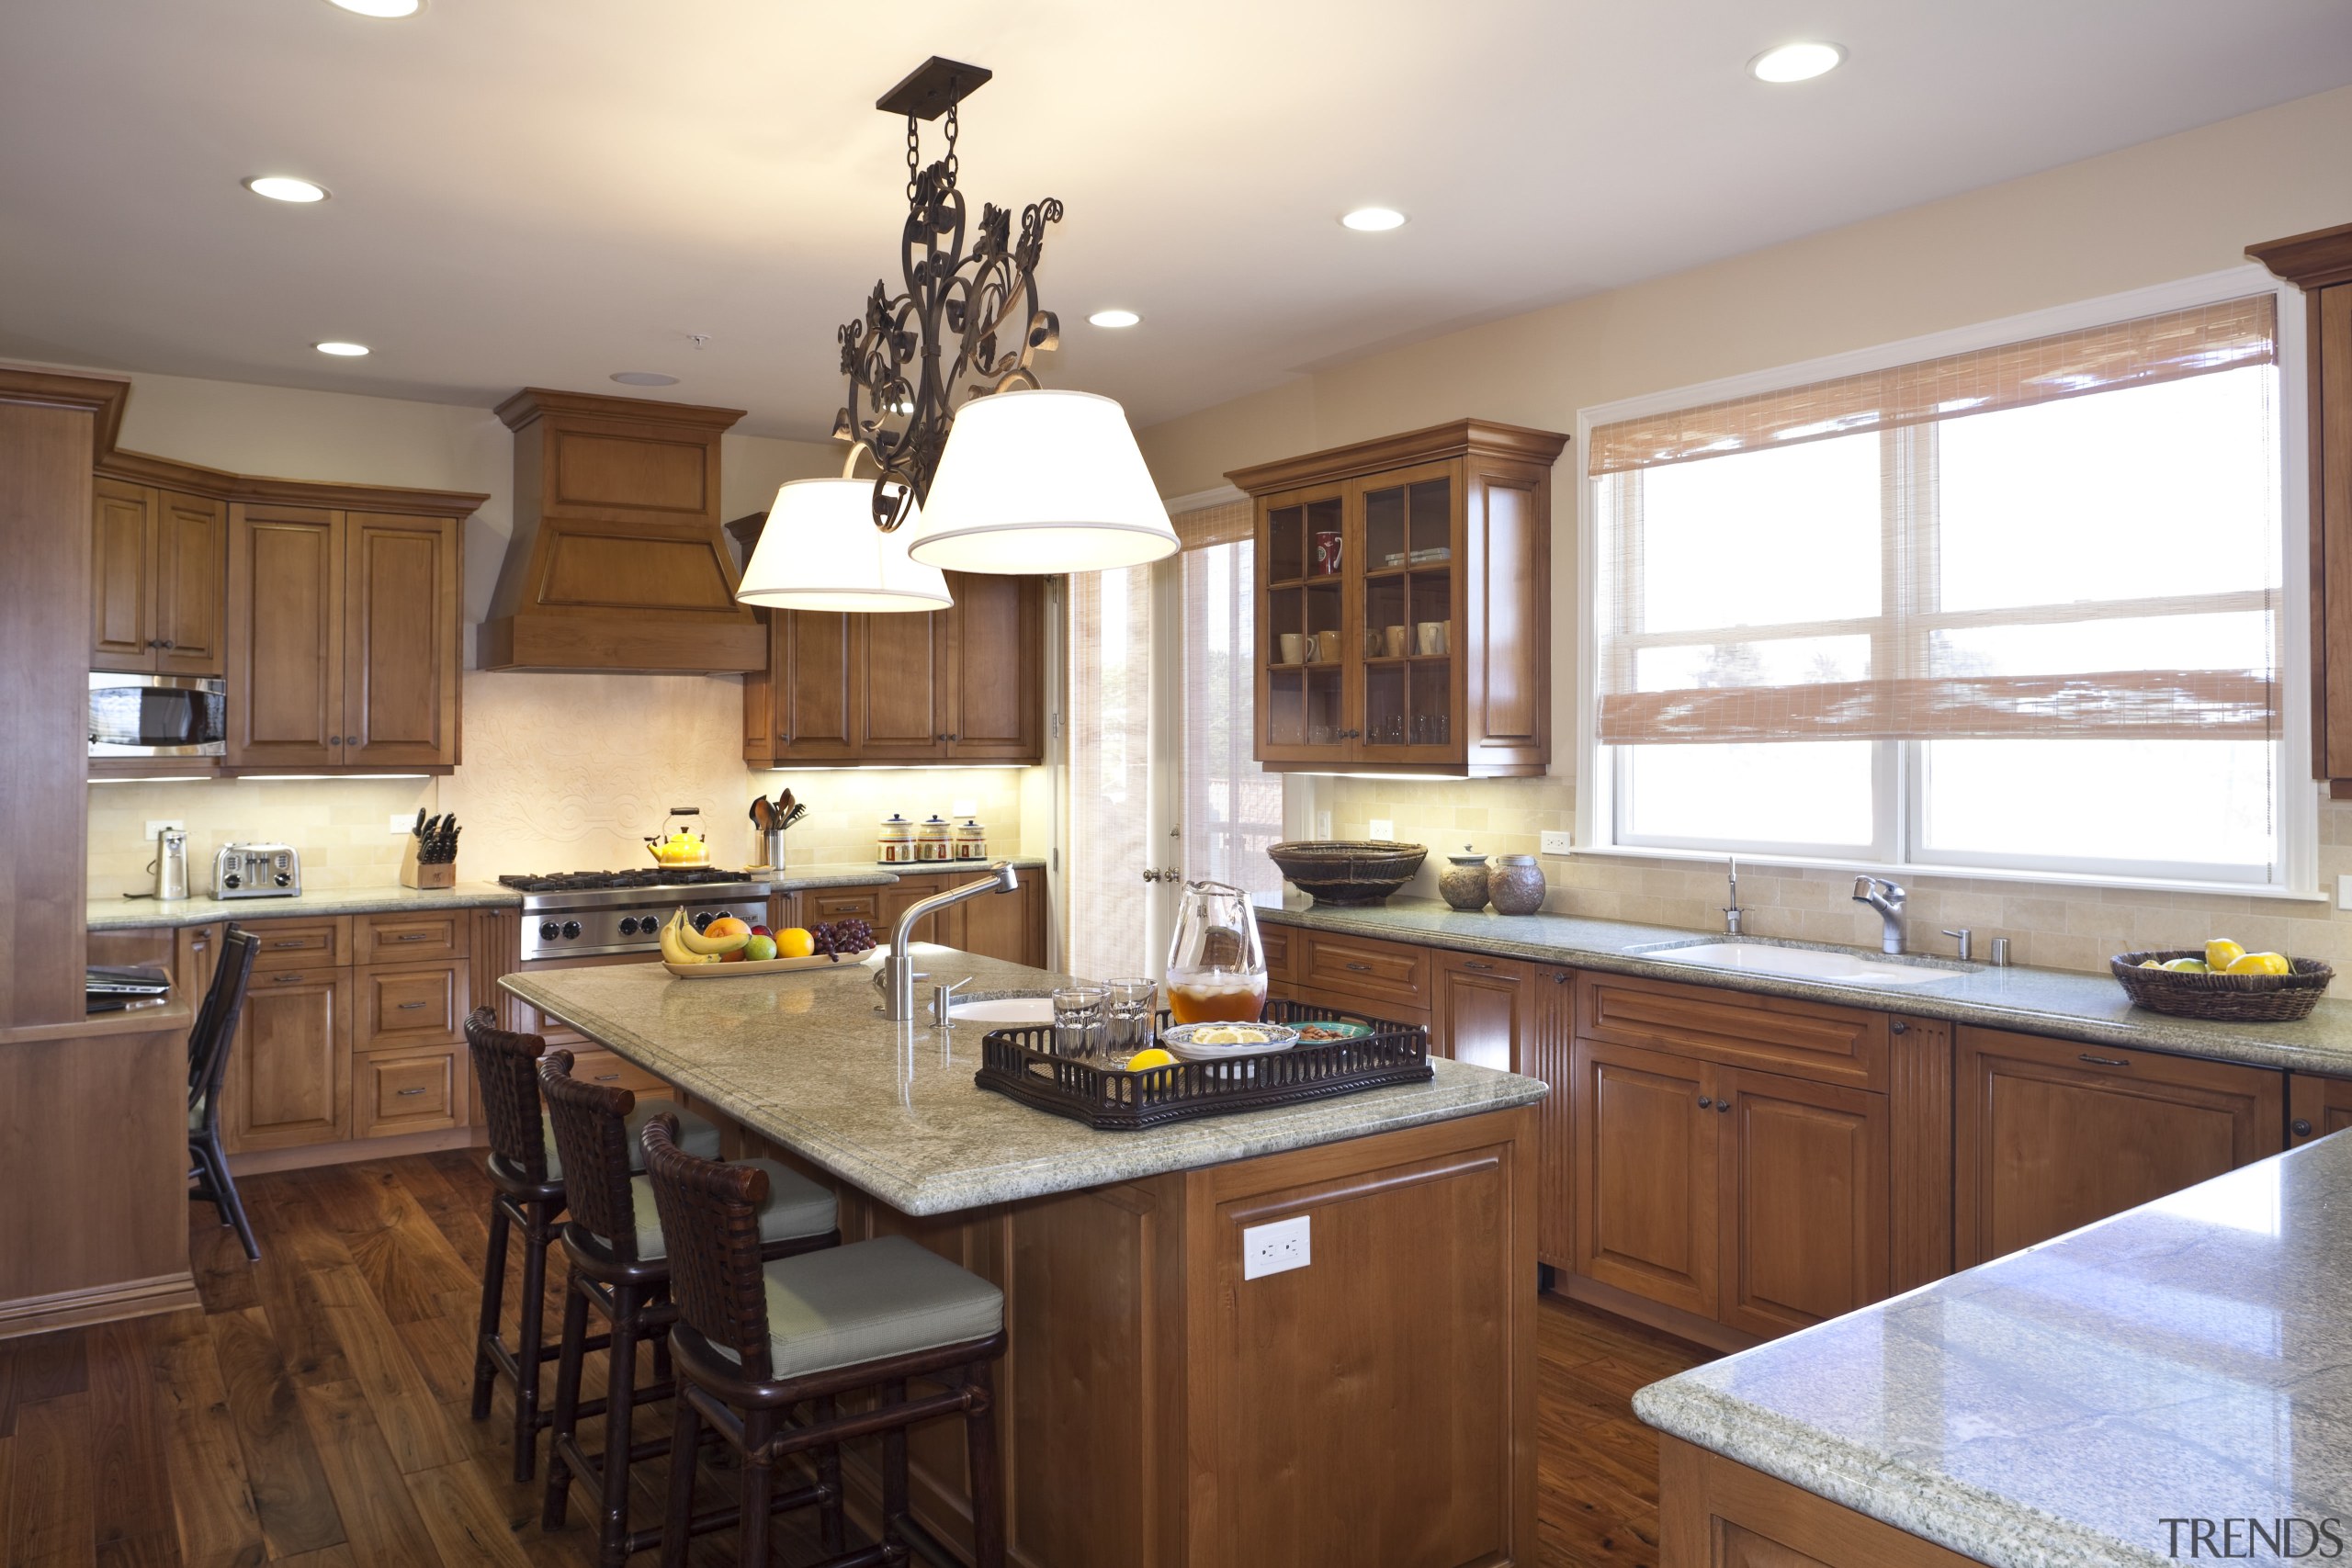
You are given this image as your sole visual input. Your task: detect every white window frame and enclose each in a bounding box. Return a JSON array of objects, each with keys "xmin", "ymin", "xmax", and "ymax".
[{"xmin": 1574, "ymin": 265, "xmax": 2318, "ymax": 899}]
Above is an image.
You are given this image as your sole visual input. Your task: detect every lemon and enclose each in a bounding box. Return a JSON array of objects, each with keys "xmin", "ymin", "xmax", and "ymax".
[
  {"xmin": 2161, "ymin": 957, "xmax": 2211, "ymax": 973},
  {"xmin": 776, "ymin": 927, "xmax": 816, "ymax": 959},
  {"xmin": 1124, "ymin": 1048, "xmax": 1176, "ymax": 1071},
  {"xmin": 2138, "ymin": 959, "xmax": 2163, "ymax": 969},
  {"xmin": 2205, "ymin": 939, "xmax": 2246, "ymax": 971},
  {"xmin": 2223, "ymin": 951, "xmax": 2291, "ymax": 976}
]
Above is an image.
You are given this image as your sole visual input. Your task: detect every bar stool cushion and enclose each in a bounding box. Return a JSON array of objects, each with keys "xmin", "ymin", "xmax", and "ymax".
[
  {"xmin": 729, "ymin": 1235, "xmax": 1004, "ymax": 1380},
  {"xmin": 628, "ymin": 1160, "xmax": 836, "ymax": 1260},
  {"xmin": 545, "ymin": 1100, "xmax": 721, "ymax": 1180}
]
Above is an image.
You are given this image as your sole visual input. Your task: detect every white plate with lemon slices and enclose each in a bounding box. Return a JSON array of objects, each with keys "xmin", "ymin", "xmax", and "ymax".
[{"xmin": 1159, "ymin": 1022, "xmax": 1300, "ymax": 1062}]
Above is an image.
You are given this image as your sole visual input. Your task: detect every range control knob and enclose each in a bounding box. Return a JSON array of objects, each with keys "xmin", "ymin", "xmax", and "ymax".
[
  {"xmin": 618, "ymin": 916, "xmax": 639, "ymax": 936},
  {"xmin": 562, "ymin": 920, "xmax": 582, "ymax": 940},
  {"xmin": 539, "ymin": 920, "xmax": 560, "ymax": 941},
  {"xmin": 692, "ymin": 910, "xmax": 715, "ymax": 931}
]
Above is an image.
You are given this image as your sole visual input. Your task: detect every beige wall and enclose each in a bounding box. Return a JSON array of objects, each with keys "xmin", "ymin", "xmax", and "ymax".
[
  {"xmin": 1142, "ymin": 83, "xmax": 2352, "ymax": 974},
  {"xmin": 76, "ymin": 367, "xmax": 1037, "ymax": 895}
]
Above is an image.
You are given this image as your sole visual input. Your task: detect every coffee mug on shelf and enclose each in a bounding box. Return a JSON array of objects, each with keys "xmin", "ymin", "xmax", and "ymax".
[
  {"xmin": 1313, "ymin": 530, "xmax": 1343, "ymax": 575},
  {"xmin": 1383, "ymin": 624, "xmax": 1409, "ymax": 658},
  {"xmin": 1279, "ymin": 631, "xmax": 1305, "ymax": 664},
  {"xmin": 1416, "ymin": 621, "xmax": 1449, "ymax": 656},
  {"xmin": 1311, "ymin": 630, "xmax": 1343, "ymax": 663}
]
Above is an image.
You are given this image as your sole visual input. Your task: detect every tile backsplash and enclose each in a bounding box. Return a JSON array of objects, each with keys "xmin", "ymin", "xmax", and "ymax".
[
  {"xmin": 88, "ymin": 670, "xmax": 1035, "ymax": 897},
  {"xmin": 1310, "ymin": 775, "xmax": 2352, "ymax": 976}
]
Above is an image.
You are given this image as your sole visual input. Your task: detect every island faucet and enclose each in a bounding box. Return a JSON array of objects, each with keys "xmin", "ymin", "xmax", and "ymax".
[
  {"xmin": 1851, "ymin": 875, "xmax": 1906, "ymax": 955},
  {"xmin": 878, "ymin": 862, "xmax": 1021, "ymax": 1021}
]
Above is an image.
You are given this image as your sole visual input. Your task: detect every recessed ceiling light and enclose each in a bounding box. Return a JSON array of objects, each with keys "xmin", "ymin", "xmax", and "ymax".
[
  {"xmin": 1748, "ymin": 41, "xmax": 1846, "ymax": 83},
  {"xmin": 1088, "ymin": 309, "xmax": 1140, "ymax": 329},
  {"xmin": 1341, "ymin": 208, "xmax": 1407, "ymax": 232},
  {"xmin": 244, "ymin": 175, "xmax": 329, "ymax": 203},
  {"xmin": 610, "ymin": 371, "xmax": 679, "ymax": 387},
  {"xmin": 315, "ymin": 342, "xmax": 370, "ymax": 357},
  {"xmin": 327, "ymin": 0, "xmax": 422, "ymax": 16}
]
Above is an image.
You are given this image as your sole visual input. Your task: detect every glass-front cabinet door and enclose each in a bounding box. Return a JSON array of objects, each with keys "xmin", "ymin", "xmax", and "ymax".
[
  {"xmin": 1258, "ymin": 484, "xmax": 1355, "ymax": 765},
  {"xmin": 1352, "ymin": 460, "xmax": 1459, "ymax": 764}
]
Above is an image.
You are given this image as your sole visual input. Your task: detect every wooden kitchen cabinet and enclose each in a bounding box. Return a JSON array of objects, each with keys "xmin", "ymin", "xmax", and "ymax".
[
  {"xmin": 354, "ymin": 1046, "xmax": 468, "ymax": 1139},
  {"xmin": 225, "ymin": 964, "xmax": 353, "ymax": 1151},
  {"xmin": 1953, "ymin": 1025, "xmax": 2283, "ymax": 1268},
  {"xmin": 1574, "ymin": 1037, "xmax": 1719, "ymax": 1319},
  {"xmin": 1716, "ymin": 1066, "xmax": 1889, "ymax": 1339},
  {"xmin": 876, "ymin": 870, "xmax": 1046, "ymax": 967},
  {"xmin": 228, "ymin": 502, "xmax": 462, "ymax": 771},
  {"xmin": 2249, "ymin": 222, "xmax": 2352, "ymax": 787},
  {"xmin": 91, "ymin": 479, "xmax": 227, "ymax": 676},
  {"xmin": 742, "ymin": 571, "xmax": 1046, "ymax": 767},
  {"xmin": 1432, "ymin": 949, "xmax": 1532, "ymax": 1069},
  {"xmin": 1229, "ymin": 420, "xmax": 1568, "ymax": 777},
  {"xmin": 1529, "ymin": 964, "xmax": 1576, "ymax": 1274},
  {"xmin": 2290, "ymin": 1072, "xmax": 2352, "ymax": 1145},
  {"xmin": 881, "ymin": 874, "xmax": 966, "ymax": 952}
]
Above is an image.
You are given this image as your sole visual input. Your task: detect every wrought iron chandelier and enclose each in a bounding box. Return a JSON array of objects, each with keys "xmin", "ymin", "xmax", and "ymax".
[{"xmin": 739, "ymin": 57, "xmax": 1174, "ymax": 612}]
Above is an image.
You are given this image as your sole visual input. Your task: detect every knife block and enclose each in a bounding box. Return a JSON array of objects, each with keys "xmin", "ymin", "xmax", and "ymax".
[{"xmin": 399, "ymin": 840, "xmax": 455, "ymax": 890}]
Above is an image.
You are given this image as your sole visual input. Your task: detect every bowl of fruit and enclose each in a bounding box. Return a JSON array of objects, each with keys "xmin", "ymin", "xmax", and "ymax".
[
  {"xmin": 2111, "ymin": 940, "xmax": 2335, "ymax": 1022},
  {"xmin": 658, "ymin": 910, "xmax": 878, "ymax": 978}
]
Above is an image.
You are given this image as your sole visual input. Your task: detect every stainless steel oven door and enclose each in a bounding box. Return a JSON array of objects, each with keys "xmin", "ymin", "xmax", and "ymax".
[{"xmin": 88, "ymin": 671, "xmax": 227, "ymax": 757}]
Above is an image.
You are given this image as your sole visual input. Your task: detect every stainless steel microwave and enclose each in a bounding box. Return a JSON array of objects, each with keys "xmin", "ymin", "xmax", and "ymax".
[{"xmin": 88, "ymin": 671, "xmax": 227, "ymax": 758}]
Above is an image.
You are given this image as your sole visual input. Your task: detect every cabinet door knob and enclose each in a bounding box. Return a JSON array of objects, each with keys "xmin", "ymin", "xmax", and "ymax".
[
  {"xmin": 329, "ymin": 735, "xmax": 343, "ymax": 746},
  {"xmin": 1697, "ymin": 1096, "xmax": 1713, "ymax": 1109},
  {"xmin": 159, "ymin": 639, "xmax": 175, "ymax": 649},
  {"xmin": 778, "ymin": 732, "xmax": 793, "ymax": 742},
  {"xmin": 1551, "ymin": 971, "xmax": 1568, "ymax": 984},
  {"xmin": 1717, "ymin": 1099, "xmax": 1731, "ymax": 1113},
  {"xmin": 1890, "ymin": 1020, "xmax": 1908, "ymax": 1034},
  {"xmin": 2078, "ymin": 1053, "xmax": 2131, "ymax": 1067},
  {"xmin": 2293, "ymin": 1118, "xmax": 2315, "ymax": 1138}
]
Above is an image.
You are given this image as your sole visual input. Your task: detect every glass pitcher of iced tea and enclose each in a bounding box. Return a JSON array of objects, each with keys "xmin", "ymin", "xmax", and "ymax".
[{"xmin": 1165, "ymin": 880, "xmax": 1269, "ymax": 1024}]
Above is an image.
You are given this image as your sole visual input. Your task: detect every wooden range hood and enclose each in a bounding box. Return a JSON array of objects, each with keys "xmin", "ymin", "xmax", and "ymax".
[{"xmin": 479, "ymin": 388, "xmax": 766, "ymax": 672}]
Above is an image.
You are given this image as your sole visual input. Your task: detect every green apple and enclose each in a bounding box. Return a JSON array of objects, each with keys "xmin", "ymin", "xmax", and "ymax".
[{"xmin": 743, "ymin": 934, "xmax": 778, "ymax": 963}]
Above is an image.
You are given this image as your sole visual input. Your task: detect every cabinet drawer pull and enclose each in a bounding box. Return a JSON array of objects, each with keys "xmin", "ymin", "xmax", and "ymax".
[
  {"xmin": 1463, "ymin": 960, "xmax": 1495, "ymax": 972},
  {"xmin": 594, "ymin": 1072, "xmax": 620, "ymax": 1083},
  {"xmin": 2078, "ymin": 1053, "xmax": 2131, "ymax": 1067},
  {"xmin": 1697, "ymin": 1096, "xmax": 1713, "ymax": 1109},
  {"xmin": 392, "ymin": 931, "xmax": 427, "ymax": 942},
  {"xmin": 1343, "ymin": 961, "xmax": 1373, "ymax": 974},
  {"xmin": 396, "ymin": 1087, "xmax": 426, "ymax": 1097},
  {"xmin": 1889, "ymin": 1020, "xmax": 1908, "ymax": 1034},
  {"xmin": 397, "ymin": 1000, "xmax": 427, "ymax": 1010},
  {"xmin": 271, "ymin": 940, "xmax": 307, "ymax": 949},
  {"xmin": 272, "ymin": 973, "xmax": 304, "ymax": 983}
]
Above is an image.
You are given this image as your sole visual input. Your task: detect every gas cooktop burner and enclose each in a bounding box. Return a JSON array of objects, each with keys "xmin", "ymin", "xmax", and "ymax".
[{"xmin": 498, "ymin": 868, "xmax": 755, "ymax": 893}]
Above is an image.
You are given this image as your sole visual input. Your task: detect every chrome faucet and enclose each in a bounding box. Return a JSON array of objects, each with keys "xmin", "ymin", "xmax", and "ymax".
[
  {"xmin": 878, "ymin": 862, "xmax": 1020, "ymax": 1021},
  {"xmin": 1723, "ymin": 857, "xmax": 1744, "ymax": 937},
  {"xmin": 1851, "ymin": 875, "xmax": 1906, "ymax": 955}
]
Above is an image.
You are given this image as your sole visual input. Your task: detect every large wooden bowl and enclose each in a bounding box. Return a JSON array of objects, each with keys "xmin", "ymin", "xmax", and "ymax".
[{"xmin": 1267, "ymin": 840, "xmax": 1428, "ymax": 907}]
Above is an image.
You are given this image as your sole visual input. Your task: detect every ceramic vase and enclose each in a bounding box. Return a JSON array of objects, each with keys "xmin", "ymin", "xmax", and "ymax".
[
  {"xmin": 1488, "ymin": 853, "xmax": 1547, "ymax": 916},
  {"xmin": 1440, "ymin": 850, "xmax": 1491, "ymax": 911}
]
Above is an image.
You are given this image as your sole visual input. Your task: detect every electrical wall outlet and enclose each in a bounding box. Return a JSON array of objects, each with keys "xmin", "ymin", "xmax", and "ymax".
[
  {"xmin": 1315, "ymin": 809, "xmax": 1333, "ymax": 839},
  {"xmin": 1242, "ymin": 1213, "xmax": 1310, "ymax": 1280},
  {"xmin": 1369, "ymin": 818, "xmax": 1394, "ymax": 841},
  {"xmin": 391, "ymin": 813, "xmax": 418, "ymax": 834},
  {"xmin": 1540, "ymin": 829, "xmax": 1573, "ymax": 855},
  {"xmin": 143, "ymin": 818, "xmax": 184, "ymax": 840},
  {"xmin": 951, "ymin": 797, "xmax": 978, "ymax": 818}
]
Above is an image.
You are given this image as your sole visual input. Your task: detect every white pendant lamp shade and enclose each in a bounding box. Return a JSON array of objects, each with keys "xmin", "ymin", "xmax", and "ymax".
[
  {"xmin": 736, "ymin": 478, "xmax": 953, "ymax": 613},
  {"xmin": 903, "ymin": 389, "xmax": 1179, "ymax": 573}
]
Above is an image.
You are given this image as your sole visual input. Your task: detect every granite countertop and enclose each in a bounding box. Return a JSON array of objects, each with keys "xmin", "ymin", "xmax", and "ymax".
[
  {"xmin": 1635, "ymin": 1131, "xmax": 2352, "ymax": 1567},
  {"xmin": 84, "ymin": 863, "xmax": 925, "ymax": 932},
  {"xmin": 1255, "ymin": 896, "xmax": 2352, "ymax": 1077},
  {"xmin": 500, "ymin": 949, "xmax": 1544, "ymax": 1216}
]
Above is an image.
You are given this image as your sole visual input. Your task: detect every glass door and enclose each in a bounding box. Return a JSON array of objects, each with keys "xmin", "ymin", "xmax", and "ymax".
[
  {"xmin": 1258, "ymin": 485, "xmax": 1355, "ymax": 766},
  {"xmin": 1353, "ymin": 460, "xmax": 1459, "ymax": 763}
]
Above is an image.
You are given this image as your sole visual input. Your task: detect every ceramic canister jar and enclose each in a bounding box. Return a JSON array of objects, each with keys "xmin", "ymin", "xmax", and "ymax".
[
  {"xmin": 1440, "ymin": 846, "xmax": 1492, "ymax": 911},
  {"xmin": 1488, "ymin": 853, "xmax": 1547, "ymax": 916},
  {"xmin": 877, "ymin": 813, "xmax": 917, "ymax": 864},
  {"xmin": 915, "ymin": 814, "xmax": 955, "ymax": 863}
]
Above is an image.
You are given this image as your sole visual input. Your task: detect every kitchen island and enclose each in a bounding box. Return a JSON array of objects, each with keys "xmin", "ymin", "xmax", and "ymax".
[
  {"xmin": 1636, "ymin": 1130, "xmax": 2352, "ymax": 1567},
  {"xmin": 503, "ymin": 947, "xmax": 1547, "ymax": 1568}
]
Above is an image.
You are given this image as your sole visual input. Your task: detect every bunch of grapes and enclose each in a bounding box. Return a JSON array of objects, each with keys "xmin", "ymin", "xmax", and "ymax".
[{"xmin": 810, "ymin": 919, "xmax": 876, "ymax": 962}]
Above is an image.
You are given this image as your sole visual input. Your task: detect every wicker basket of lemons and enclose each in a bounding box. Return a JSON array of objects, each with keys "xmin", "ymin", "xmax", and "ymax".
[{"xmin": 2111, "ymin": 940, "xmax": 2334, "ymax": 1022}]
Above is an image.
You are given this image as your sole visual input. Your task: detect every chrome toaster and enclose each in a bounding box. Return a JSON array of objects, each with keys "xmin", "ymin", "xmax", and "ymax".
[{"xmin": 213, "ymin": 842, "xmax": 301, "ymax": 899}]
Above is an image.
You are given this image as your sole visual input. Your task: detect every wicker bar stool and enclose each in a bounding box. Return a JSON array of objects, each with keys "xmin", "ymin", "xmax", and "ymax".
[
  {"xmin": 462, "ymin": 1006, "xmax": 724, "ymax": 1482},
  {"xmin": 537, "ymin": 1049, "xmax": 842, "ymax": 1566},
  {"xmin": 641, "ymin": 1114, "xmax": 1009, "ymax": 1568}
]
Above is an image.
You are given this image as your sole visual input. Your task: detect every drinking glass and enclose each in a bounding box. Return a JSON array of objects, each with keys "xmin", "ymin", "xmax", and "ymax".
[
  {"xmin": 1165, "ymin": 881, "xmax": 1269, "ymax": 1025},
  {"xmin": 1103, "ymin": 978, "xmax": 1159, "ymax": 1065},
  {"xmin": 1051, "ymin": 985, "xmax": 1109, "ymax": 1059}
]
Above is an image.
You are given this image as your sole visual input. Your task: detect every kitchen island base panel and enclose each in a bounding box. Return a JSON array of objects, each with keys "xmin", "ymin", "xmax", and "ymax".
[
  {"xmin": 685, "ymin": 1095, "xmax": 1541, "ymax": 1568},
  {"xmin": 1660, "ymin": 1436, "xmax": 1982, "ymax": 1568}
]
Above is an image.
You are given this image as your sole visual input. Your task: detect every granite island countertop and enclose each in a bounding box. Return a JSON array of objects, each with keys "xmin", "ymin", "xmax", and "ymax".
[
  {"xmin": 1634, "ymin": 1130, "xmax": 2352, "ymax": 1567},
  {"xmin": 85, "ymin": 863, "xmax": 920, "ymax": 932},
  {"xmin": 501, "ymin": 947, "xmax": 1544, "ymax": 1216},
  {"xmin": 1254, "ymin": 895, "xmax": 2352, "ymax": 1077}
]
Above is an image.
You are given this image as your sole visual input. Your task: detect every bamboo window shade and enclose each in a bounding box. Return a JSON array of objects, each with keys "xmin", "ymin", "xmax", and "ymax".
[{"xmin": 1589, "ymin": 295, "xmax": 2281, "ymax": 746}]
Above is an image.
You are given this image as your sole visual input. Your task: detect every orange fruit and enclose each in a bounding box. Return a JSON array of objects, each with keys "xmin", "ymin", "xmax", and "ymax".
[{"xmin": 704, "ymin": 916, "xmax": 750, "ymax": 938}]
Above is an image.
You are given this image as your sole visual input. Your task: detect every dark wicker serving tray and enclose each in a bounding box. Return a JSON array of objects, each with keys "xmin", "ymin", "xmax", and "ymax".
[{"xmin": 974, "ymin": 999, "xmax": 1433, "ymax": 1131}]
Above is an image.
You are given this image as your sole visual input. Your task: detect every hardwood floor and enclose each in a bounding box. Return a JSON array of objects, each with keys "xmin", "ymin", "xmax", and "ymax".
[{"xmin": 0, "ymin": 1153, "xmax": 1710, "ymax": 1567}]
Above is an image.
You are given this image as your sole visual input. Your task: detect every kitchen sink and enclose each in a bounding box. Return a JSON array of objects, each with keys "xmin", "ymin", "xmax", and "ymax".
[
  {"xmin": 945, "ymin": 996, "xmax": 1057, "ymax": 1026},
  {"xmin": 1637, "ymin": 940, "xmax": 1967, "ymax": 987}
]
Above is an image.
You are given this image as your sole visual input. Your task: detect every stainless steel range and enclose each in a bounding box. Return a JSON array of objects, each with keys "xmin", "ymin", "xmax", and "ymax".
[{"xmin": 500, "ymin": 869, "xmax": 772, "ymax": 960}]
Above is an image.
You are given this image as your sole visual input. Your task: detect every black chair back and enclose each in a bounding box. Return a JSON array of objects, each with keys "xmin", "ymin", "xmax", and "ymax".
[{"xmin": 190, "ymin": 928, "xmax": 260, "ymax": 1127}]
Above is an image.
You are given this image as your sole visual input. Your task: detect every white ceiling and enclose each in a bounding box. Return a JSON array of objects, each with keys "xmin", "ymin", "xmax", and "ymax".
[{"xmin": 4, "ymin": 0, "xmax": 2349, "ymax": 440}]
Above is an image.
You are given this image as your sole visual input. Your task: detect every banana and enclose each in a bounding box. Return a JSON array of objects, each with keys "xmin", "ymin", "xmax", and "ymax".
[
  {"xmin": 659, "ymin": 910, "xmax": 718, "ymax": 966},
  {"xmin": 674, "ymin": 907, "xmax": 751, "ymax": 956}
]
